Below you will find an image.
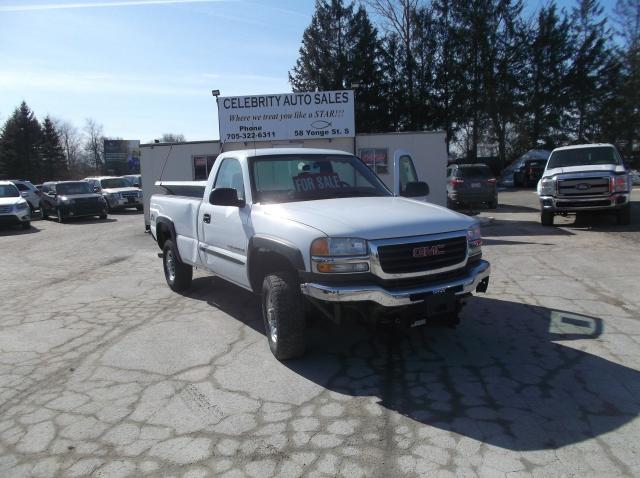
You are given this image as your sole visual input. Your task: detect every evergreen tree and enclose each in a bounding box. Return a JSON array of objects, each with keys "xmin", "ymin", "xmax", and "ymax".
[
  {"xmin": 289, "ymin": 0, "xmax": 385, "ymax": 133},
  {"xmin": 432, "ymin": 0, "xmax": 466, "ymax": 152},
  {"xmin": 41, "ymin": 116, "xmax": 68, "ymax": 181},
  {"xmin": 521, "ymin": 3, "xmax": 572, "ymax": 150},
  {"xmin": 566, "ymin": 0, "xmax": 613, "ymax": 141},
  {"xmin": 0, "ymin": 102, "xmax": 42, "ymax": 181}
]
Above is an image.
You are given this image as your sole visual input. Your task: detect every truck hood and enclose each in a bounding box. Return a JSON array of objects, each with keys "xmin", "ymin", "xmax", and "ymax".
[
  {"xmin": 543, "ymin": 164, "xmax": 625, "ymax": 178},
  {"xmin": 0, "ymin": 197, "xmax": 25, "ymax": 207},
  {"xmin": 261, "ymin": 197, "xmax": 474, "ymax": 240},
  {"xmin": 58, "ymin": 193, "xmax": 102, "ymax": 200}
]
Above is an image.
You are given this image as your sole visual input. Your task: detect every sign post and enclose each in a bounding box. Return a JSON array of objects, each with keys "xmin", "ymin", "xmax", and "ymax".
[{"xmin": 217, "ymin": 90, "xmax": 355, "ymax": 144}]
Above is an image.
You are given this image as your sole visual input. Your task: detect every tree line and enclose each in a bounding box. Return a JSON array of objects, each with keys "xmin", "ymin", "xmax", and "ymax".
[
  {"xmin": 0, "ymin": 102, "xmax": 186, "ymax": 183},
  {"xmin": 289, "ymin": 0, "xmax": 640, "ymax": 167}
]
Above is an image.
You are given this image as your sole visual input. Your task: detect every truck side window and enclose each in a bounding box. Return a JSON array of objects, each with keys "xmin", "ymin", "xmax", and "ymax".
[
  {"xmin": 399, "ymin": 155, "xmax": 418, "ymax": 194},
  {"xmin": 214, "ymin": 158, "xmax": 245, "ymax": 200}
]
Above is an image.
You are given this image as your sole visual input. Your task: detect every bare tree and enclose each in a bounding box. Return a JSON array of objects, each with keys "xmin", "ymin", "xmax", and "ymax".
[
  {"xmin": 53, "ymin": 118, "xmax": 82, "ymax": 176},
  {"xmin": 84, "ymin": 118, "xmax": 104, "ymax": 174},
  {"xmin": 161, "ymin": 133, "xmax": 186, "ymax": 143}
]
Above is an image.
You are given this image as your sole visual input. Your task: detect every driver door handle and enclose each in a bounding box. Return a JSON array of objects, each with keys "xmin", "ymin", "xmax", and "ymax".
[{"xmin": 203, "ymin": 214, "xmax": 211, "ymax": 224}]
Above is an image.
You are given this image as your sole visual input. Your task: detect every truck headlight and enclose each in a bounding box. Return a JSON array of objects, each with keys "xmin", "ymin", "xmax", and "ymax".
[
  {"xmin": 137, "ymin": 190, "xmax": 143, "ymax": 198},
  {"xmin": 467, "ymin": 223, "xmax": 482, "ymax": 256},
  {"xmin": 611, "ymin": 174, "xmax": 629, "ymax": 193},
  {"xmin": 311, "ymin": 237, "xmax": 369, "ymax": 273},
  {"xmin": 15, "ymin": 202, "xmax": 29, "ymax": 211},
  {"xmin": 539, "ymin": 177, "xmax": 555, "ymax": 196}
]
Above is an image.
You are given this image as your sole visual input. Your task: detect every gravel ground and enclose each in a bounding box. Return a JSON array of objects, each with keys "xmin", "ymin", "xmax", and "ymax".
[{"xmin": 0, "ymin": 190, "xmax": 639, "ymax": 478}]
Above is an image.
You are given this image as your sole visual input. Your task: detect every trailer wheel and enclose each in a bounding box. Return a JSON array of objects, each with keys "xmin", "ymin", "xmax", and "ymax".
[
  {"xmin": 262, "ymin": 271, "xmax": 305, "ymax": 360},
  {"xmin": 163, "ymin": 239, "xmax": 192, "ymax": 292}
]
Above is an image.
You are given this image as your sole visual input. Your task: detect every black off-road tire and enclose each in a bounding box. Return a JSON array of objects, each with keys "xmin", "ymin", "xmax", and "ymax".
[
  {"xmin": 541, "ymin": 210, "xmax": 554, "ymax": 226},
  {"xmin": 162, "ymin": 239, "xmax": 192, "ymax": 292},
  {"xmin": 617, "ymin": 204, "xmax": 631, "ymax": 226},
  {"xmin": 262, "ymin": 271, "xmax": 306, "ymax": 360}
]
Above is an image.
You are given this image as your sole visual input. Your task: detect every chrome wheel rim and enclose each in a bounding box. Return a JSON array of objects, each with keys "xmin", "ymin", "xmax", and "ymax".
[
  {"xmin": 266, "ymin": 294, "xmax": 277, "ymax": 343},
  {"xmin": 165, "ymin": 250, "xmax": 176, "ymax": 282}
]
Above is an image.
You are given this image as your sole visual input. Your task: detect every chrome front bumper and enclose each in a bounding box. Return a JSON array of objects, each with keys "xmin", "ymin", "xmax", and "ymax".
[
  {"xmin": 300, "ymin": 260, "xmax": 490, "ymax": 307},
  {"xmin": 539, "ymin": 193, "xmax": 630, "ymax": 212}
]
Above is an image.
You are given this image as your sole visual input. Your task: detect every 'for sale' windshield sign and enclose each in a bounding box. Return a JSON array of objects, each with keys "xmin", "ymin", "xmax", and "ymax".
[{"xmin": 217, "ymin": 90, "xmax": 355, "ymax": 143}]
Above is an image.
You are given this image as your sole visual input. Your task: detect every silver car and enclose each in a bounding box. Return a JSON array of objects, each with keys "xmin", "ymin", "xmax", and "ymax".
[
  {"xmin": 84, "ymin": 176, "xmax": 143, "ymax": 212},
  {"xmin": 9, "ymin": 179, "xmax": 41, "ymax": 213}
]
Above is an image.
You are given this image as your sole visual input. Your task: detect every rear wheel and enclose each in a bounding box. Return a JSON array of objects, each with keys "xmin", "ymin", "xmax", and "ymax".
[
  {"xmin": 136, "ymin": 205, "xmax": 143, "ymax": 212},
  {"xmin": 488, "ymin": 198, "xmax": 497, "ymax": 209},
  {"xmin": 162, "ymin": 239, "xmax": 192, "ymax": 292},
  {"xmin": 617, "ymin": 204, "xmax": 631, "ymax": 225},
  {"xmin": 262, "ymin": 271, "xmax": 305, "ymax": 360},
  {"xmin": 541, "ymin": 210, "xmax": 554, "ymax": 226},
  {"xmin": 99, "ymin": 212, "xmax": 108, "ymax": 220},
  {"xmin": 41, "ymin": 206, "xmax": 48, "ymax": 220}
]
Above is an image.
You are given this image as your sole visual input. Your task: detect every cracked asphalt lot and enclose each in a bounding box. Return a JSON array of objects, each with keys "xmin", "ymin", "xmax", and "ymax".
[{"xmin": 1, "ymin": 191, "xmax": 639, "ymax": 477}]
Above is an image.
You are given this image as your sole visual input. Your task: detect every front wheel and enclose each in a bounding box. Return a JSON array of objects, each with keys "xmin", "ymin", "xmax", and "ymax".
[
  {"xmin": 262, "ymin": 272, "xmax": 305, "ymax": 360},
  {"xmin": 541, "ymin": 210, "xmax": 554, "ymax": 226},
  {"xmin": 162, "ymin": 240, "xmax": 192, "ymax": 292},
  {"xmin": 617, "ymin": 204, "xmax": 631, "ymax": 225},
  {"xmin": 21, "ymin": 221, "xmax": 31, "ymax": 230}
]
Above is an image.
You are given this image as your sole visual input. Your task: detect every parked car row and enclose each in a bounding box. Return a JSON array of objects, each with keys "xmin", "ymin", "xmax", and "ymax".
[{"xmin": 0, "ymin": 175, "xmax": 143, "ymax": 229}]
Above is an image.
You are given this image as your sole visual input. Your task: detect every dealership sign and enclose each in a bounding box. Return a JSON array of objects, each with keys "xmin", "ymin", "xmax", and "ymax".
[{"xmin": 217, "ymin": 90, "xmax": 354, "ymax": 143}]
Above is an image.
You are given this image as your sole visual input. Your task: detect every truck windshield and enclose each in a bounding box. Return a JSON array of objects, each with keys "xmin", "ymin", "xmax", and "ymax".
[
  {"xmin": 101, "ymin": 178, "xmax": 130, "ymax": 189},
  {"xmin": 250, "ymin": 154, "xmax": 391, "ymax": 204},
  {"xmin": 0, "ymin": 184, "xmax": 20, "ymax": 198},
  {"xmin": 547, "ymin": 147, "xmax": 622, "ymax": 169},
  {"xmin": 57, "ymin": 182, "xmax": 92, "ymax": 195}
]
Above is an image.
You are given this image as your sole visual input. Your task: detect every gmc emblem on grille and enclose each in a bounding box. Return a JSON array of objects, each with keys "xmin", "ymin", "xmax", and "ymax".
[
  {"xmin": 413, "ymin": 245, "xmax": 445, "ymax": 258},
  {"xmin": 576, "ymin": 183, "xmax": 591, "ymax": 190}
]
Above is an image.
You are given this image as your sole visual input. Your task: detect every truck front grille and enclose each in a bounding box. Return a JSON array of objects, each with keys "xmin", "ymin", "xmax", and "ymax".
[
  {"xmin": 557, "ymin": 177, "xmax": 610, "ymax": 197},
  {"xmin": 0, "ymin": 205, "xmax": 12, "ymax": 214},
  {"xmin": 121, "ymin": 191, "xmax": 138, "ymax": 198},
  {"xmin": 556, "ymin": 199, "xmax": 611, "ymax": 208},
  {"xmin": 377, "ymin": 236, "xmax": 467, "ymax": 274}
]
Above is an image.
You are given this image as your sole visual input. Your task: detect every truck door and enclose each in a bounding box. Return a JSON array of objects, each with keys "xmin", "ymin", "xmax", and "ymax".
[
  {"xmin": 198, "ymin": 158, "xmax": 251, "ymax": 289},
  {"xmin": 393, "ymin": 150, "xmax": 429, "ymax": 201}
]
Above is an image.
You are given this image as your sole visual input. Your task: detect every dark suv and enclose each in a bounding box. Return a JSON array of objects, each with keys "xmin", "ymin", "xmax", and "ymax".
[
  {"xmin": 514, "ymin": 158, "xmax": 547, "ymax": 187},
  {"xmin": 41, "ymin": 181, "xmax": 108, "ymax": 222},
  {"xmin": 447, "ymin": 164, "xmax": 498, "ymax": 209}
]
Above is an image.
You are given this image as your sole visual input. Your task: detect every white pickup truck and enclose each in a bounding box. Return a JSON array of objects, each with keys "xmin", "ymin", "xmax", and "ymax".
[
  {"xmin": 537, "ymin": 144, "xmax": 632, "ymax": 226},
  {"xmin": 150, "ymin": 148, "xmax": 490, "ymax": 360}
]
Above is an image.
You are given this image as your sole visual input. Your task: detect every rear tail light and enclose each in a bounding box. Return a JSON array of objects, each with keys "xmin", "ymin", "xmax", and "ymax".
[
  {"xmin": 487, "ymin": 178, "xmax": 497, "ymax": 184},
  {"xmin": 451, "ymin": 178, "xmax": 464, "ymax": 189}
]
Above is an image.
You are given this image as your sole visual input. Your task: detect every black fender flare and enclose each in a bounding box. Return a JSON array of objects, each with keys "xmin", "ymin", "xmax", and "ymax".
[
  {"xmin": 155, "ymin": 217, "xmax": 184, "ymax": 263},
  {"xmin": 247, "ymin": 235, "xmax": 306, "ymax": 292}
]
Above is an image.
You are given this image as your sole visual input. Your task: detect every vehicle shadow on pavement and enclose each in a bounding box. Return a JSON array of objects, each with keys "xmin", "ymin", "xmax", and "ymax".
[
  {"xmin": 186, "ymin": 278, "xmax": 638, "ymax": 452},
  {"xmin": 561, "ymin": 201, "xmax": 640, "ymax": 232},
  {"xmin": 0, "ymin": 225, "xmax": 41, "ymax": 235},
  {"xmin": 482, "ymin": 220, "xmax": 575, "ymax": 237},
  {"xmin": 45, "ymin": 217, "xmax": 118, "ymax": 225}
]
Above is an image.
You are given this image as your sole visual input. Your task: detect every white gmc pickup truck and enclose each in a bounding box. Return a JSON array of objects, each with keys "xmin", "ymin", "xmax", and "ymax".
[{"xmin": 150, "ymin": 148, "xmax": 490, "ymax": 360}]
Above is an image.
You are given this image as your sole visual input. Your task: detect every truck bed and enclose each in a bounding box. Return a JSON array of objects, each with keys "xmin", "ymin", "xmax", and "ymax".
[{"xmin": 150, "ymin": 181, "xmax": 207, "ymax": 266}]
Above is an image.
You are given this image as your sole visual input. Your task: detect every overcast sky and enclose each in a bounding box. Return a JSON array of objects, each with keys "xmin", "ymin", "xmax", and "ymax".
[{"xmin": 0, "ymin": 0, "xmax": 617, "ymax": 142}]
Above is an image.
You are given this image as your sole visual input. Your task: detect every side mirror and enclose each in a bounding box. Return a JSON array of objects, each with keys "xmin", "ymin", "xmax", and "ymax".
[
  {"xmin": 93, "ymin": 187, "xmax": 100, "ymax": 193},
  {"xmin": 403, "ymin": 181, "xmax": 429, "ymax": 197},
  {"xmin": 209, "ymin": 188, "xmax": 245, "ymax": 208}
]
